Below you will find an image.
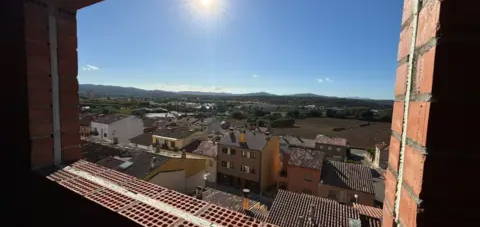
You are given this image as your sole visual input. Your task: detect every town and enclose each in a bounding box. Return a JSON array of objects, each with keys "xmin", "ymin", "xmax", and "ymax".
[{"xmin": 75, "ymin": 92, "xmax": 392, "ymax": 226}]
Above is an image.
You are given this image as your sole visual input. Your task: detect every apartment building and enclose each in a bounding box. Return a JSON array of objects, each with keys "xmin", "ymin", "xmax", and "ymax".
[{"xmin": 217, "ymin": 130, "xmax": 279, "ymax": 194}]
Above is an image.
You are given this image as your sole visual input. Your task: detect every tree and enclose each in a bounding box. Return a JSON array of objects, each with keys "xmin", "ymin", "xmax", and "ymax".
[
  {"xmin": 271, "ymin": 118, "xmax": 295, "ymax": 128},
  {"xmin": 231, "ymin": 111, "xmax": 245, "ymax": 120},
  {"xmin": 287, "ymin": 110, "xmax": 300, "ymax": 119}
]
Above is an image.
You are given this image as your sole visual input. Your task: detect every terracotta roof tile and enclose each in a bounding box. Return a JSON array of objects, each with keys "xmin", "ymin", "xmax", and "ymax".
[
  {"xmin": 267, "ymin": 190, "xmax": 360, "ymax": 227},
  {"xmin": 321, "ymin": 161, "xmax": 375, "ymax": 194},
  {"xmin": 47, "ymin": 160, "xmax": 271, "ymax": 227}
]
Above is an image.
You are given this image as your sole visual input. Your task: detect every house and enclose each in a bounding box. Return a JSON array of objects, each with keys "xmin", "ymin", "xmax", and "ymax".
[
  {"xmin": 374, "ymin": 142, "xmax": 389, "ymax": 169},
  {"xmin": 152, "ymin": 126, "xmax": 206, "ymax": 151},
  {"xmin": 266, "ymin": 190, "xmax": 361, "ymax": 227},
  {"xmin": 79, "ymin": 113, "xmax": 96, "ymax": 140},
  {"xmin": 199, "ymin": 187, "xmax": 269, "ymax": 221},
  {"xmin": 276, "ymin": 147, "xmax": 326, "ymax": 196},
  {"xmin": 217, "ymin": 130, "xmax": 280, "ymax": 194},
  {"xmin": 281, "ymin": 135, "xmax": 348, "ymax": 161},
  {"xmin": 314, "ymin": 134, "xmax": 349, "ymax": 161},
  {"xmin": 82, "ymin": 141, "xmax": 207, "ymax": 194},
  {"xmin": 184, "ymin": 139, "xmax": 218, "ymax": 183},
  {"xmin": 353, "ymin": 203, "xmax": 383, "ymax": 227},
  {"xmin": 90, "ymin": 114, "xmax": 144, "ymax": 144},
  {"xmin": 129, "ymin": 133, "xmax": 154, "ymax": 151},
  {"xmin": 318, "ymin": 160, "xmax": 376, "ymax": 206}
]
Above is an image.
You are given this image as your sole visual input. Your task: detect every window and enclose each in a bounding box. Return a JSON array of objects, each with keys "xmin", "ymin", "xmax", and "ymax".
[
  {"xmin": 227, "ymin": 162, "xmax": 233, "ymax": 169},
  {"xmin": 221, "ymin": 161, "xmax": 227, "ymax": 167},
  {"xmin": 328, "ymin": 146, "xmax": 332, "ymax": 150},
  {"xmin": 208, "ymin": 159, "xmax": 213, "ymax": 167},
  {"xmin": 336, "ymin": 147, "xmax": 341, "ymax": 151},
  {"xmin": 242, "ymin": 150, "xmax": 247, "ymax": 157},
  {"xmin": 250, "ymin": 152, "xmax": 256, "ymax": 159},
  {"xmin": 222, "ymin": 148, "xmax": 228, "ymax": 154},
  {"xmin": 230, "ymin": 149, "xmax": 236, "ymax": 155},
  {"xmin": 319, "ymin": 145, "xmax": 324, "ymax": 149},
  {"xmin": 104, "ymin": 133, "xmax": 107, "ymax": 137},
  {"xmin": 170, "ymin": 141, "xmax": 175, "ymax": 148},
  {"xmin": 241, "ymin": 165, "xmax": 254, "ymax": 174}
]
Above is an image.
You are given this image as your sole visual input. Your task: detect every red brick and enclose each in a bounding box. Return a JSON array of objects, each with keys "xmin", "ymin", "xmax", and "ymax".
[
  {"xmin": 24, "ymin": 2, "xmax": 48, "ymax": 42},
  {"xmin": 25, "ymin": 41, "xmax": 51, "ymax": 76},
  {"xmin": 29, "ymin": 108, "xmax": 53, "ymax": 137},
  {"xmin": 401, "ymin": 0, "xmax": 412, "ymax": 25},
  {"xmin": 414, "ymin": 47, "xmax": 436, "ymax": 94},
  {"xmin": 399, "ymin": 188, "xmax": 418, "ymax": 227},
  {"xmin": 416, "ymin": 0, "xmax": 441, "ymax": 47},
  {"xmin": 31, "ymin": 137, "xmax": 53, "ymax": 168},
  {"xmin": 402, "ymin": 146, "xmax": 426, "ymax": 196},
  {"xmin": 384, "ymin": 169, "xmax": 397, "ymax": 207},
  {"xmin": 391, "ymin": 101, "xmax": 404, "ymax": 133},
  {"xmin": 397, "ymin": 24, "xmax": 413, "ymax": 61},
  {"xmin": 407, "ymin": 101, "xmax": 430, "ymax": 146},
  {"xmin": 395, "ymin": 63, "xmax": 409, "ymax": 96},
  {"xmin": 63, "ymin": 147, "xmax": 81, "ymax": 162},
  {"xmin": 382, "ymin": 206, "xmax": 395, "ymax": 227},
  {"xmin": 61, "ymin": 133, "xmax": 80, "ymax": 148},
  {"xmin": 388, "ymin": 136, "xmax": 401, "ymax": 173}
]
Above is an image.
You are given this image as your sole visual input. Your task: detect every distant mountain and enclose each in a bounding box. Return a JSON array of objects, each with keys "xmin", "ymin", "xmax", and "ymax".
[
  {"xmin": 242, "ymin": 92, "xmax": 277, "ymax": 97},
  {"xmin": 78, "ymin": 84, "xmax": 393, "ymax": 107},
  {"xmin": 290, "ymin": 93, "xmax": 323, "ymax": 97}
]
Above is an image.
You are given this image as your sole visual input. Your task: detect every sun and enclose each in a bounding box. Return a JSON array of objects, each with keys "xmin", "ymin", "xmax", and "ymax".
[{"xmin": 200, "ymin": 0, "xmax": 213, "ymax": 8}]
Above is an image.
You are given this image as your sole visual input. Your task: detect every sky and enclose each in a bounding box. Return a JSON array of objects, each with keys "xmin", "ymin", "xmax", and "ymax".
[{"xmin": 78, "ymin": 0, "xmax": 403, "ymax": 99}]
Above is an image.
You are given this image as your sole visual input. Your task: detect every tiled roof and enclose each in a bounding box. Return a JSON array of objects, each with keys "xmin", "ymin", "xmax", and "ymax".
[
  {"xmin": 93, "ymin": 114, "xmax": 129, "ymax": 124},
  {"xmin": 266, "ymin": 190, "xmax": 360, "ymax": 227},
  {"xmin": 287, "ymin": 147, "xmax": 325, "ymax": 170},
  {"xmin": 192, "ymin": 140, "xmax": 218, "ymax": 158},
  {"xmin": 281, "ymin": 136, "xmax": 316, "ymax": 149},
  {"xmin": 353, "ymin": 203, "xmax": 382, "ymax": 227},
  {"xmin": 219, "ymin": 131, "xmax": 268, "ymax": 151},
  {"xmin": 352, "ymin": 203, "xmax": 382, "ymax": 219},
  {"xmin": 130, "ymin": 133, "xmax": 154, "ymax": 146},
  {"xmin": 321, "ymin": 161, "xmax": 375, "ymax": 194},
  {"xmin": 47, "ymin": 160, "xmax": 277, "ymax": 227},
  {"xmin": 81, "ymin": 142, "xmax": 128, "ymax": 163},
  {"xmin": 315, "ymin": 135, "xmax": 348, "ymax": 147},
  {"xmin": 153, "ymin": 127, "xmax": 198, "ymax": 139}
]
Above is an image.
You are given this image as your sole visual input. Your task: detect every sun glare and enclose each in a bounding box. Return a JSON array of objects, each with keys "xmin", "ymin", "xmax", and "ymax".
[{"xmin": 186, "ymin": 0, "xmax": 225, "ymax": 19}]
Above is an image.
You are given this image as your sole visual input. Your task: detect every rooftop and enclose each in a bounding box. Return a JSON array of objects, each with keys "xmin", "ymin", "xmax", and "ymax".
[
  {"xmin": 287, "ymin": 148, "xmax": 326, "ymax": 170},
  {"xmin": 266, "ymin": 190, "xmax": 360, "ymax": 227},
  {"xmin": 92, "ymin": 114, "xmax": 130, "ymax": 124},
  {"xmin": 321, "ymin": 161, "xmax": 375, "ymax": 194},
  {"xmin": 130, "ymin": 133, "xmax": 154, "ymax": 147},
  {"xmin": 281, "ymin": 136, "xmax": 316, "ymax": 149},
  {"xmin": 191, "ymin": 140, "xmax": 218, "ymax": 158},
  {"xmin": 46, "ymin": 160, "xmax": 275, "ymax": 227},
  {"xmin": 219, "ymin": 130, "xmax": 268, "ymax": 151},
  {"xmin": 315, "ymin": 135, "xmax": 348, "ymax": 147},
  {"xmin": 353, "ymin": 203, "xmax": 382, "ymax": 227},
  {"xmin": 153, "ymin": 127, "xmax": 198, "ymax": 139}
]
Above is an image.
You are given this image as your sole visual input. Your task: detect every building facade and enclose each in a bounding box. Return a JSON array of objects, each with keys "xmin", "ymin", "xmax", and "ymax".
[
  {"xmin": 90, "ymin": 114, "xmax": 144, "ymax": 144},
  {"xmin": 217, "ymin": 130, "xmax": 279, "ymax": 194}
]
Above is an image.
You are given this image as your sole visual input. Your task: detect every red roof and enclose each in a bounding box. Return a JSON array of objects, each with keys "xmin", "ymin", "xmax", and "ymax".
[{"xmin": 47, "ymin": 160, "xmax": 276, "ymax": 227}]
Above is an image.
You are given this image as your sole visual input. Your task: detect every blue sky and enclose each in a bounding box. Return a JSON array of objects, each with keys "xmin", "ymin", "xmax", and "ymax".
[{"xmin": 78, "ymin": 0, "xmax": 403, "ymax": 99}]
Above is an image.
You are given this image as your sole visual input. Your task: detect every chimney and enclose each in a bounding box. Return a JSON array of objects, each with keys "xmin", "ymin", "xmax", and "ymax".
[
  {"xmin": 239, "ymin": 130, "xmax": 246, "ymax": 143},
  {"xmin": 150, "ymin": 156, "xmax": 156, "ymax": 170},
  {"xmin": 242, "ymin": 188, "xmax": 250, "ymax": 210}
]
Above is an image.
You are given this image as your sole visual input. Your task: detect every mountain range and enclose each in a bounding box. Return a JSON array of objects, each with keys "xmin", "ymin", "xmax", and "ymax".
[{"xmin": 79, "ymin": 84, "xmax": 389, "ymax": 102}]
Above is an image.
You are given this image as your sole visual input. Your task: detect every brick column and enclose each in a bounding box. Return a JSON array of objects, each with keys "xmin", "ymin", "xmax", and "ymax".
[
  {"xmin": 384, "ymin": 0, "xmax": 479, "ymax": 226},
  {"xmin": 22, "ymin": 0, "xmax": 101, "ymax": 169}
]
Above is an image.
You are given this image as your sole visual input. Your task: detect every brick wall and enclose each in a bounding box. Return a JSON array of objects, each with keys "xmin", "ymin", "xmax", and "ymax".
[
  {"xmin": 22, "ymin": 0, "xmax": 101, "ymax": 169},
  {"xmin": 384, "ymin": 0, "xmax": 479, "ymax": 226}
]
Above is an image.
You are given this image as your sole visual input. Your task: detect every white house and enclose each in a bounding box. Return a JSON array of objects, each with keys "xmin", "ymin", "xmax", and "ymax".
[{"xmin": 90, "ymin": 114, "xmax": 144, "ymax": 145}]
